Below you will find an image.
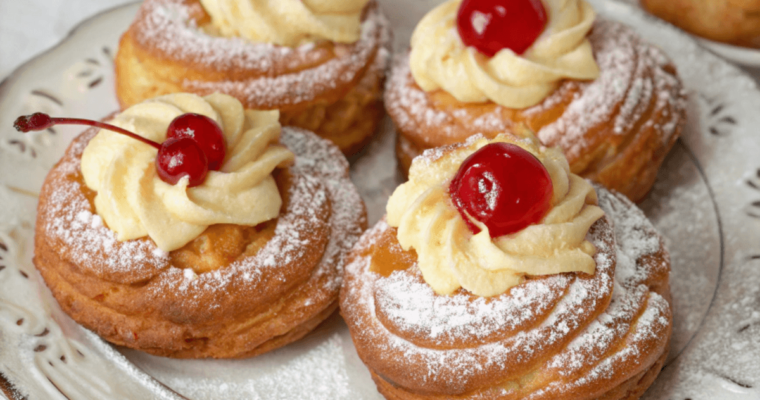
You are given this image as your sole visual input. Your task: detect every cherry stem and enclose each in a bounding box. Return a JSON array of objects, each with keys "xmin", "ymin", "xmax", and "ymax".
[{"xmin": 13, "ymin": 113, "xmax": 161, "ymax": 150}]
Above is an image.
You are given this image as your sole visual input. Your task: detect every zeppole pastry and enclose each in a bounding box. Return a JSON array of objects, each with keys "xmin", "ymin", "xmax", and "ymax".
[
  {"xmin": 116, "ymin": 0, "xmax": 391, "ymax": 156},
  {"xmin": 385, "ymin": 0, "xmax": 686, "ymax": 202},
  {"xmin": 341, "ymin": 133, "xmax": 672, "ymax": 399},
  {"xmin": 20, "ymin": 92, "xmax": 366, "ymax": 358},
  {"xmin": 642, "ymin": 0, "xmax": 760, "ymax": 48}
]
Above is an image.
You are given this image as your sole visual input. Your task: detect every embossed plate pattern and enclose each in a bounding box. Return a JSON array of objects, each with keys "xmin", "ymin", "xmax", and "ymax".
[{"xmin": 0, "ymin": 0, "xmax": 759, "ymax": 399}]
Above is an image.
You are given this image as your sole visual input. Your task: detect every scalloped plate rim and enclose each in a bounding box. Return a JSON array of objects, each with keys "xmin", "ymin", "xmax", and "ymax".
[{"xmin": 0, "ymin": 0, "xmax": 759, "ymax": 399}]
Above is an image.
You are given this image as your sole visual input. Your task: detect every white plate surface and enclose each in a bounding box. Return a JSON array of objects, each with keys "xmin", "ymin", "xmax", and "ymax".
[
  {"xmin": 1, "ymin": 1, "xmax": 759, "ymax": 399},
  {"xmin": 697, "ymin": 38, "xmax": 760, "ymax": 68}
]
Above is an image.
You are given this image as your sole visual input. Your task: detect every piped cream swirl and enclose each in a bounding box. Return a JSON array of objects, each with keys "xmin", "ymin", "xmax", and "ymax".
[
  {"xmin": 386, "ymin": 133, "xmax": 604, "ymax": 297},
  {"xmin": 199, "ymin": 0, "xmax": 370, "ymax": 47},
  {"xmin": 410, "ymin": 0, "xmax": 600, "ymax": 109},
  {"xmin": 81, "ymin": 93, "xmax": 294, "ymax": 252}
]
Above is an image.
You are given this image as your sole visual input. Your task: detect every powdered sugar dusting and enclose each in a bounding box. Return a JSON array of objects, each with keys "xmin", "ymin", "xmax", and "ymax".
[
  {"xmin": 40, "ymin": 126, "xmax": 364, "ymax": 316},
  {"xmin": 131, "ymin": 330, "xmax": 356, "ymax": 400},
  {"xmin": 599, "ymin": 185, "xmax": 664, "ymax": 287},
  {"xmin": 150, "ymin": 128, "xmax": 364, "ymax": 313},
  {"xmin": 134, "ymin": 0, "xmax": 320, "ymax": 72},
  {"xmin": 376, "ymin": 269, "xmax": 573, "ymax": 345},
  {"xmin": 41, "ymin": 130, "xmax": 169, "ymax": 284},
  {"xmin": 136, "ymin": 155, "xmax": 329, "ymax": 314},
  {"xmin": 531, "ymin": 21, "xmax": 685, "ymax": 160},
  {"xmin": 385, "ymin": 52, "xmax": 463, "ymax": 139},
  {"xmin": 283, "ymin": 127, "xmax": 367, "ymax": 291},
  {"xmin": 385, "ymin": 20, "xmax": 686, "ymax": 163},
  {"xmin": 132, "ymin": 0, "xmax": 390, "ymax": 108},
  {"xmin": 341, "ymin": 188, "xmax": 671, "ymax": 396}
]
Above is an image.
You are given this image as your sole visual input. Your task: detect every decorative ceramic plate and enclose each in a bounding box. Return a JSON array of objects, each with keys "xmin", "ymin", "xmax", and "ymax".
[
  {"xmin": 1, "ymin": 0, "xmax": 759, "ymax": 399},
  {"xmin": 696, "ymin": 38, "xmax": 760, "ymax": 69}
]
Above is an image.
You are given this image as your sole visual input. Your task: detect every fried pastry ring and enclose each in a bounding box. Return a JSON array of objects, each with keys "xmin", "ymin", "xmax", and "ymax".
[
  {"xmin": 115, "ymin": 0, "xmax": 391, "ymax": 156},
  {"xmin": 385, "ymin": 20, "xmax": 686, "ymax": 203},
  {"xmin": 341, "ymin": 187, "xmax": 672, "ymax": 399},
  {"xmin": 642, "ymin": 0, "xmax": 760, "ymax": 48},
  {"xmin": 34, "ymin": 126, "xmax": 366, "ymax": 359}
]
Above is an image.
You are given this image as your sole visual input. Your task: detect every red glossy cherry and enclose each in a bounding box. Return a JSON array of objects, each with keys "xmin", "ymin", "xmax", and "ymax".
[
  {"xmin": 449, "ymin": 142, "xmax": 553, "ymax": 237},
  {"xmin": 13, "ymin": 112, "xmax": 210, "ymax": 188},
  {"xmin": 156, "ymin": 137, "xmax": 209, "ymax": 187},
  {"xmin": 456, "ymin": 0, "xmax": 548, "ymax": 57},
  {"xmin": 167, "ymin": 113, "xmax": 226, "ymax": 171}
]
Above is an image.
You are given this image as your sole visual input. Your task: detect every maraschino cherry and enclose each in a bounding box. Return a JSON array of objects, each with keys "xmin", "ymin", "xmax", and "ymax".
[
  {"xmin": 167, "ymin": 113, "xmax": 226, "ymax": 171},
  {"xmin": 456, "ymin": 0, "xmax": 548, "ymax": 57},
  {"xmin": 13, "ymin": 112, "xmax": 227, "ymax": 187},
  {"xmin": 449, "ymin": 142, "xmax": 553, "ymax": 237},
  {"xmin": 155, "ymin": 136, "xmax": 209, "ymax": 186}
]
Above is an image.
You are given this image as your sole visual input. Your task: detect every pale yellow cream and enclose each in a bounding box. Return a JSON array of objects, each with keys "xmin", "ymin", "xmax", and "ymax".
[
  {"xmin": 81, "ymin": 93, "xmax": 294, "ymax": 252},
  {"xmin": 409, "ymin": 0, "xmax": 600, "ymax": 109},
  {"xmin": 386, "ymin": 134, "xmax": 605, "ymax": 297},
  {"xmin": 199, "ymin": 0, "xmax": 370, "ymax": 47}
]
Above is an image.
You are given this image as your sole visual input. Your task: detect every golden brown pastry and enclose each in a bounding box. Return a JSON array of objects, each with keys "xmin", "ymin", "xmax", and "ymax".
[
  {"xmin": 385, "ymin": 0, "xmax": 686, "ymax": 203},
  {"xmin": 642, "ymin": 0, "xmax": 760, "ymax": 48},
  {"xmin": 32, "ymin": 94, "xmax": 366, "ymax": 358},
  {"xmin": 340, "ymin": 134, "xmax": 672, "ymax": 399},
  {"xmin": 115, "ymin": 0, "xmax": 391, "ymax": 156}
]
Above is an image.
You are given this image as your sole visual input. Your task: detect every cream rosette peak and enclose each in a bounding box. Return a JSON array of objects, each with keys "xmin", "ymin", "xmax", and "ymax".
[
  {"xmin": 409, "ymin": 0, "xmax": 600, "ymax": 109},
  {"xmin": 81, "ymin": 93, "xmax": 294, "ymax": 252},
  {"xmin": 199, "ymin": 0, "xmax": 371, "ymax": 47},
  {"xmin": 386, "ymin": 133, "xmax": 605, "ymax": 297}
]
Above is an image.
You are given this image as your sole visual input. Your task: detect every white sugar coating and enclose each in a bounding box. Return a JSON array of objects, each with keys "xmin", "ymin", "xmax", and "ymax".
[
  {"xmin": 539, "ymin": 190, "xmax": 669, "ymax": 389},
  {"xmin": 409, "ymin": 132, "xmax": 489, "ymax": 169},
  {"xmin": 132, "ymin": 0, "xmax": 391, "ymax": 108},
  {"xmin": 385, "ymin": 52, "xmax": 459, "ymax": 136},
  {"xmin": 531, "ymin": 292, "xmax": 670, "ymax": 399},
  {"xmin": 154, "ymin": 127, "xmax": 366, "ymax": 307},
  {"xmin": 42, "ymin": 132, "xmax": 169, "ymax": 283},
  {"xmin": 182, "ymin": 268, "xmax": 198, "ymax": 281},
  {"xmin": 41, "ymin": 127, "xmax": 364, "ymax": 311},
  {"xmin": 143, "ymin": 332, "xmax": 355, "ymax": 400},
  {"xmin": 385, "ymin": 20, "xmax": 685, "ymax": 160},
  {"xmin": 546, "ymin": 283, "xmax": 649, "ymax": 374},
  {"xmin": 344, "ymin": 216, "xmax": 615, "ymax": 390},
  {"xmin": 137, "ymin": 0, "xmax": 280, "ymax": 71},
  {"xmin": 136, "ymin": 0, "xmax": 361, "ymax": 71},
  {"xmin": 156, "ymin": 169, "xmax": 329, "ymax": 303},
  {"xmin": 282, "ymin": 127, "xmax": 367, "ymax": 291},
  {"xmin": 376, "ymin": 267, "xmax": 572, "ymax": 344},
  {"xmin": 597, "ymin": 184, "xmax": 664, "ymax": 287},
  {"xmin": 530, "ymin": 20, "xmax": 685, "ymax": 159},
  {"xmin": 342, "ymin": 188, "xmax": 671, "ymax": 394}
]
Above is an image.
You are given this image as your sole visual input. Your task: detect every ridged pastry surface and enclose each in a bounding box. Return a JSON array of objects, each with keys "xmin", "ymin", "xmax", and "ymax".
[
  {"xmin": 115, "ymin": 0, "xmax": 392, "ymax": 155},
  {"xmin": 34, "ymin": 126, "xmax": 366, "ymax": 358},
  {"xmin": 341, "ymin": 181, "xmax": 672, "ymax": 399},
  {"xmin": 386, "ymin": 20, "xmax": 686, "ymax": 203}
]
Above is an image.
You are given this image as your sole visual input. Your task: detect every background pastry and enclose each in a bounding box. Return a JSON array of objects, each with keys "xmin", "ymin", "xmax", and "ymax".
[
  {"xmin": 341, "ymin": 134, "xmax": 672, "ymax": 399},
  {"xmin": 28, "ymin": 93, "xmax": 367, "ymax": 358},
  {"xmin": 385, "ymin": 0, "xmax": 686, "ymax": 203},
  {"xmin": 641, "ymin": 0, "xmax": 760, "ymax": 48},
  {"xmin": 115, "ymin": 0, "xmax": 391, "ymax": 156}
]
